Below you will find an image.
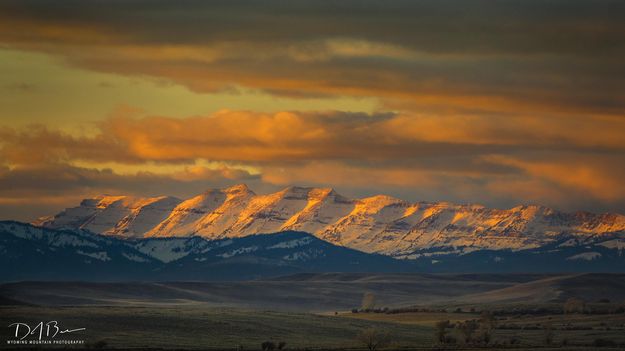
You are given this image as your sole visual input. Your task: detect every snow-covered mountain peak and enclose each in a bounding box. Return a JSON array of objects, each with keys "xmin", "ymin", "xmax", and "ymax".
[
  {"xmin": 78, "ymin": 194, "xmax": 180, "ymax": 210},
  {"xmin": 307, "ymin": 187, "xmax": 332, "ymax": 199},
  {"xmin": 272, "ymin": 186, "xmax": 323, "ymax": 200},
  {"xmin": 35, "ymin": 184, "xmax": 625, "ymax": 256},
  {"xmin": 355, "ymin": 194, "xmax": 406, "ymax": 213},
  {"xmin": 223, "ymin": 183, "xmax": 255, "ymax": 195},
  {"xmin": 510, "ymin": 204, "xmax": 554, "ymax": 219},
  {"xmin": 35, "ymin": 194, "xmax": 182, "ymax": 238},
  {"xmin": 91, "ymin": 195, "xmax": 127, "ymax": 208},
  {"xmin": 176, "ymin": 191, "xmax": 225, "ymax": 211}
]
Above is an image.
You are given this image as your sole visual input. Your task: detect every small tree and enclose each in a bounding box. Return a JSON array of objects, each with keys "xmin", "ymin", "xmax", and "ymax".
[
  {"xmin": 543, "ymin": 323, "xmax": 554, "ymax": 346},
  {"xmin": 434, "ymin": 320, "xmax": 450, "ymax": 343},
  {"xmin": 277, "ymin": 341, "xmax": 286, "ymax": 350},
  {"xmin": 481, "ymin": 330, "xmax": 491, "ymax": 345},
  {"xmin": 356, "ymin": 328, "xmax": 391, "ymax": 351},
  {"xmin": 477, "ymin": 311, "xmax": 496, "ymax": 345},
  {"xmin": 455, "ymin": 320, "xmax": 479, "ymax": 344},
  {"xmin": 479, "ymin": 311, "xmax": 496, "ymax": 330},
  {"xmin": 361, "ymin": 292, "xmax": 377, "ymax": 311}
]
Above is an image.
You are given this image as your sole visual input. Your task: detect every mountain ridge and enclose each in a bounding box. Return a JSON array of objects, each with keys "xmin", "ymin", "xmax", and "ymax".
[
  {"xmin": 34, "ymin": 184, "xmax": 625, "ymax": 257},
  {"xmin": 3, "ymin": 221, "xmax": 625, "ymax": 281},
  {"xmin": 0, "ymin": 220, "xmax": 415, "ymax": 281}
]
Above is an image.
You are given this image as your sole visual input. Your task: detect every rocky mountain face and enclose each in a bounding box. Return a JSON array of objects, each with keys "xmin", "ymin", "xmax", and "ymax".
[{"xmin": 35, "ymin": 184, "xmax": 625, "ymax": 258}]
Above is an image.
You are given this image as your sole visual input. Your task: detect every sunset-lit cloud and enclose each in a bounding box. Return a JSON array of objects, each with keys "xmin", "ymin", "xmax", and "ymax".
[
  {"xmin": 1, "ymin": 110, "xmax": 623, "ymax": 220},
  {"xmin": 3, "ymin": 111, "xmax": 624, "ymax": 166},
  {"xmin": 0, "ymin": 0, "xmax": 623, "ymax": 220}
]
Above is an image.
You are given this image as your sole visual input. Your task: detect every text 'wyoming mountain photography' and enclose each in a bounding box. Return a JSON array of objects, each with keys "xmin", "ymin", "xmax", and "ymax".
[{"xmin": 1, "ymin": 1, "xmax": 624, "ymax": 350}]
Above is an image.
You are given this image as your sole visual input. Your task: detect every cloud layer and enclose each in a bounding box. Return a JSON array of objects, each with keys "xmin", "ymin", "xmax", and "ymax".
[
  {"xmin": 1, "ymin": 0, "xmax": 624, "ymax": 115},
  {"xmin": 1, "ymin": 110, "xmax": 623, "ymax": 220},
  {"xmin": 0, "ymin": 1, "xmax": 623, "ymax": 219}
]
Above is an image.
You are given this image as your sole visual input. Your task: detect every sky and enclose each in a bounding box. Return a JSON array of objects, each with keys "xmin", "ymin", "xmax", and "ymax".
[{"xmin": 1, "ymin": 0, "xmax": 624, "ymax": 221}]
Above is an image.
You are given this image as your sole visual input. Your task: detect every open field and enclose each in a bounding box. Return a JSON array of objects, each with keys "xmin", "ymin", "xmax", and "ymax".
[
  {"xmin": 2, "ymin": 306, "xmax": 625, "ymax": 350},
  {"xmin": 341, "ymin": 310, "xmax": 625, "ymax": 348},
  {"xmin": 4, "ymin": 273, "xmax": 625, "ymax": 312},
  {"xmin": 0, "ymin": 273, "xmax": 537, "ymax": 311},
  {"xmin": 338, "ymin": 311, "xmax": 481, "ymax": 327},
  {"xmin": 2, "ymin": 274, "xmax": 625, "ymax": 349},
  {"xmin": 0, "ymin": 305, "xmax": 431, "ymax": 350}
]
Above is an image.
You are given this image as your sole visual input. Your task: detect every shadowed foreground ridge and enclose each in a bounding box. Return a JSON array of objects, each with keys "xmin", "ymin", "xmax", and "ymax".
[{"xmin": 3, "ymin": 221, "xmax": 625, "ymax": 281}]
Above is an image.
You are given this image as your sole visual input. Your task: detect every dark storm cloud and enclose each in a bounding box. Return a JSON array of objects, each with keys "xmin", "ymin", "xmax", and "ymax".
[
  {"xmin": 1, "ymin": 0, "xmax": 624, "ymax": 114},
  {"xmin": 2, "ymin": 0, "xmax": 624, "ymax": 54},
  {"xmin": 0, "ymin": 163, "xmax": 259, "ymax": 197}
]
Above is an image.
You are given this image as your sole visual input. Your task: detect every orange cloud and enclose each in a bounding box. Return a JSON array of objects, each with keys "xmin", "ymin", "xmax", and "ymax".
[
  {"xmin": 1, "ymin": 110, "xmax": 623, "ymax": 217},
  {"xmin": 0, "ymin": 162, "xmax": 260, "ymax": 221},
  {"xmin": 261, "ymin": 158, "xmax": 625, "ymax": 213},
  {"xmin": 486, "ymin": 155, "xmax": 625, "ymax": 203},
  {"xmin": 2, "ymin": 110, "xmax": 624, "ymax": 166},
  {"xmin": 1, "ymin": 1, "xmax": 624, "ymax": 219},
  {"xmin": 100, "ymin": 111, "xmax": 625, "ymax": 164},
  {"xmin": 0, "ymin": 125, "xmax": 139, "ymax": 165}
]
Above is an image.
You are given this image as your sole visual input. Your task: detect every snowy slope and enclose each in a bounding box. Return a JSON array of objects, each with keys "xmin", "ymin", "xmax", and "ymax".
[
  {"xmin": 0, "ymin": 221, "xmax": 160, "ymax": 281},
  {"xmin": 4, "ymin": 221, "xmax": 625, "ymax": 281},
  {"xmin": 35, "ymin": 195, "xmax": 182, "ymax": 238},
  {"xmin": 0, "ymin": 221, "xmax": 413, "ymax": 281},
  {"xmin": 146, "ymin": 190, "xmax": 230, "ymax": 238},
  {"xmin": 36, "ymin": 184, "xmax": 625, "ymax": 257}
]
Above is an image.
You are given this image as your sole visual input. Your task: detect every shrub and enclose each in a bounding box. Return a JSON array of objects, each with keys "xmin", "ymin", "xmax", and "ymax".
[
  {"xmin": 481, "ymin": 330, "xmax": 491, "ymax": 345},
  {"xmin": 543, "ymin": 324, "xmax": 554, "ymax": 345},
  {"xmin": 593, "ymin": 338, "xmax": 617, "ymax": 347},
  {"xmin": 92, "ymin": 340, "xmax": 108, "ymax": 349},
  {"xmin": 443, "ymin": 336, "xmax": 456, "ymax": 344},
  {"xmin": 564, "ymin": 297, "xmax": 586, "ymax": 313},
  {"xmin": 455, "ymin": 320, "xmax": 479, "ymax": 344},
  {"xmin": 261, "ymin": 341, "xmax": 276, "ymax": 351}
]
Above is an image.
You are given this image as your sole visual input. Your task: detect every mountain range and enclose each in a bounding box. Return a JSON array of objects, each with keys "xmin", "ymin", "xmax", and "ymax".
[
  {"xmin": 35, "ymin": 184, "xmax": 625, "ymax": 259},
  {"xmin": 0, "ymin": 221, "xmax": 410, "ymax": 281},
  {"xmin": 0, "ymin": 183, "xmax": 619, "ymax": 281},
  {"xmin": 3, "ymin": 219, "xmax": 625, "ymax": 282}
]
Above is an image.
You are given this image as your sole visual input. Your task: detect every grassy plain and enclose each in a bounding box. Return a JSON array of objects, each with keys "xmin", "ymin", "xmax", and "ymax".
[
  {"xmin": 0, "ymin": 305, "xmax": 431, "ymax": 349},
  {"xmin": 2, "ymin": 274, "xmax": 625, "ymax": 350}
]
